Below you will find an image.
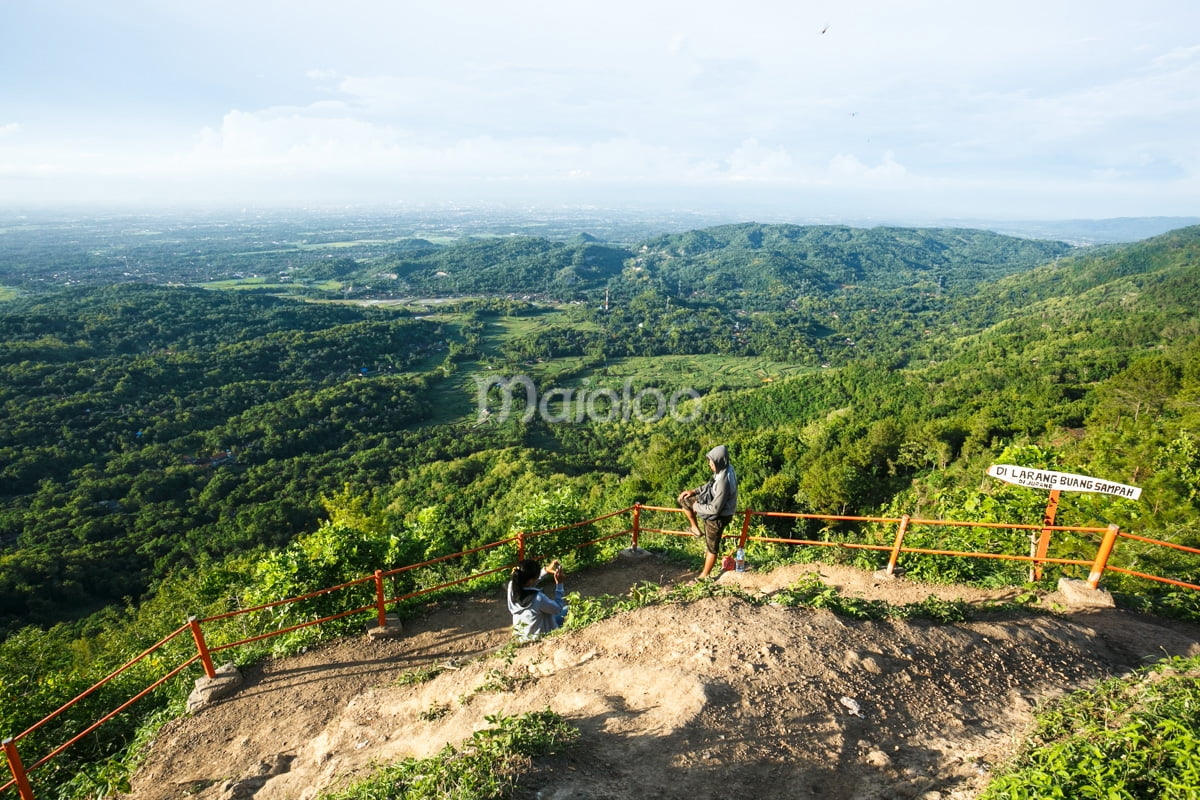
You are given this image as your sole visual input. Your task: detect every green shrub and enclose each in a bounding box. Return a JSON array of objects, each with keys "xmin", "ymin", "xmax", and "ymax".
[
  {"xmin": 981, "ymin": 656, "xmax": 1200, "ymax": 800},
  {"xmin": 510, "ymin": 487, "xmax": 596, "ymax": 566},
  {"xmin": 318, "ymin": 710, "xmax": 578, "ymax": 800}
]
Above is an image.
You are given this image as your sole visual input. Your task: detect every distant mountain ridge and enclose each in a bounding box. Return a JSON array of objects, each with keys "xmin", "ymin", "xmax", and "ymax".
[
  {"xmin": 4, "ymin": 213, "xmax": 1193, "ymax": 297},
  {"xmin": 628, "ymin": 223, "xmax": 1071, "ymax": 303},
  {"xmin": 348, "ymin": 223, "xmax": 1072, "ymax": 305}
]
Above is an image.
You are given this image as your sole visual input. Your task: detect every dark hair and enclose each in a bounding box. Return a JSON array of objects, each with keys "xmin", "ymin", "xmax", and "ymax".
[{"xmin": 508, "ymin": 559, "xmax": 541, "ymax": 607}]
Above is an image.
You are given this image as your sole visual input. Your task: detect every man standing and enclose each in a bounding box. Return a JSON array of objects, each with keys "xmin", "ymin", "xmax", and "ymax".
[{"xmin": 677, "ymin": 444, "xmax": 738, "ymax": 580}]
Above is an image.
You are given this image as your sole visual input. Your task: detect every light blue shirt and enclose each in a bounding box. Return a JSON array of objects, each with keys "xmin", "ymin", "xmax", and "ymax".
[{"xmin": 506, "ymin": 581, "xmax": 568, "ymax": 641}]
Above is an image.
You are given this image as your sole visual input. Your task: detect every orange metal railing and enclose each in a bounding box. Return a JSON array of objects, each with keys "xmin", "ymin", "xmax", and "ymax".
[{"xmin": 2, "ymin": 503, "xmax": 1196, "ymax": 799}]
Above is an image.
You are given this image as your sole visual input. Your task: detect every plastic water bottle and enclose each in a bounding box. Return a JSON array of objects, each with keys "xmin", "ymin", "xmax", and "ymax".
[{"xmin": 735, "ymin": 547, "xmax": 745, "ymax": 572}]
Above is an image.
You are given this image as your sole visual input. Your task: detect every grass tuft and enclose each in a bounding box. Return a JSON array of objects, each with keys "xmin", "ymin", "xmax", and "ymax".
[{"xmin": 317, "ymin": 709, "xmax": 578, "ymax": 800}]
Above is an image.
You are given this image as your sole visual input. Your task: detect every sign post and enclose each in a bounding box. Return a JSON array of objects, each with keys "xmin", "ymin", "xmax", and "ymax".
[
  {"xmin": 1033, "ymin": 489, "xmax": 1061, "ymax": 581},
  {"xmin": 986, "ymin": 464, "xmax": 1141, "ymax": 581}
]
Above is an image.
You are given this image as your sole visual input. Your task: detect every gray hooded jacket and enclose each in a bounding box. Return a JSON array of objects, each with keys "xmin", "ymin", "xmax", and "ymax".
[{"xmin": 693, "ymin": 444, "xmax": 738, "ymax": 519}]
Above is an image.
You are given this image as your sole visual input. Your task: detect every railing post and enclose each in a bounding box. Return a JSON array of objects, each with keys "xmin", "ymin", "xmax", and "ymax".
[
  {"xmin": 1032, "ymin": 489, "xmax": 1060, "ymax": 581},
  {"xmin": 885, "ymin": 514, "xmax": 911, "ymax": 576},
  {"xmin": 631, "ymin": 504, "xmax": 641, "ymax": 550},
  {"xmin": 374, "ymin": 570, "xmax": 388, "ymax": 628},
  {"xmin": 517, "ymin": 531, "xmax": 526, "ymax": 561},
  {"xmin": 4, "ymin": 737, "xmax": 36, "ymax": 800},
  {"xmin": 737, "ymin": 510, "xmax": 752, "ymax": 551},
  {"xmin": 1087, "ymin": 524, "xmax": 1121, "ymax": 589},
  {"xmin": 188, "ymin": 616, "xmax": 217, "ymax": 679}
]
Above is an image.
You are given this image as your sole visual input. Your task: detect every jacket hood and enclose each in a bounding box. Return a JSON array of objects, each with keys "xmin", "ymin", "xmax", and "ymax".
[{"xmin": 706, "ymin": 445, "xmax": 729, "ymax": 470}]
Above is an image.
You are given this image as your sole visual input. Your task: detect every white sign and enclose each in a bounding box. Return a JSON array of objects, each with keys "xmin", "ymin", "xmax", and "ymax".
[{"xmin": 987, "ymin": 464, "xmax": 1142, "ymax": 500}]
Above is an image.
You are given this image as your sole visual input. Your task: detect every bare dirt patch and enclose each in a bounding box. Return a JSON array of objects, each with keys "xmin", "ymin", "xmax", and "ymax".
[{"xmin": 120, "ymin": 553, "xmax": 1200, "ymax": 800}]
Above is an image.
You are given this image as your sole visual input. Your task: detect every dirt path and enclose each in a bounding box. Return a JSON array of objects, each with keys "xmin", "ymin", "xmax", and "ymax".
[{"xmin": 120, "ymin": 552, "xmax": 1200, "ymax": 800}]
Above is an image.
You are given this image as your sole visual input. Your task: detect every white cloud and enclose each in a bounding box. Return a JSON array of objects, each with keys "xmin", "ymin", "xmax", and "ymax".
[
  {"xmin": 0, "ymin": 123, "xmax": 21, "ymax": 137},
  {"xmin": 171, "ymin": 101, "xmax": 682, "ymax": 184},
  {"xmin": 188, "ymin": 109, "xmax": 398, "ymax": 169},
  {"xmin": 727, "ymin": 139, "xmax": 795, "ymax": 182},
  {"xmin": 159, "ymin": 103, "xmax": 937, "ymax": 205},
  {"xmin": 1152, "ymin": 44, "xmax": 1200, "ymax": 67},
  {"xmin": 827, "ymin": 152, "xmax": 908, "ymax": 182}
]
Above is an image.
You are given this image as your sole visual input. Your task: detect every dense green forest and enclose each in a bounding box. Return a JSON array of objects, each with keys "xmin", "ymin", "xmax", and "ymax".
[{"xmin": 0, "ymin": 218, "xmax": 1198, "ymax": 798}]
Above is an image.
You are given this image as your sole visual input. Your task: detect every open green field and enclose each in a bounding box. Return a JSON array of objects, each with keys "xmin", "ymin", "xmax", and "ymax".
[
  {"xmin": 0, "ymin": 286, "xmax": 18, "ymax": 302},
  {"xmin": 390, "ymin": 306, "xmax": 820, "ymax": 427},
  {"xmin": 407, "ymin": 303, "xmax": 582, "ymax": 326},
  {"xmin": 584, "ymin": 354, "xmax": 814, "ymax": 388},
  {"xmin": 195, "ymin": 277, "xmax": 349, "ymax": 293},
  {"xmin": 425, "ymin": 353, "xmax": 819, "ymax": 427},
  {"xmin": 195, "ymin": 276, "xmax": 298, "ymax": 291},
  {"xmin": 476, "ymin": 311, "xmax": 811, "ymax": 382}
]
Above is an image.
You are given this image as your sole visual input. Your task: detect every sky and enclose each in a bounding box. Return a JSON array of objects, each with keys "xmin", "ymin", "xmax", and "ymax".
[{"xmin": 2, "ymin": 0, "xmax": 1198, "ymax": 221}]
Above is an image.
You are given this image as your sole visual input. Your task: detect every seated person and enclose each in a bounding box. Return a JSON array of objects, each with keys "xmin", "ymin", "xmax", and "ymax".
[{"xmin": 506, "ymin": 558, "xmax": 568, "ymax": 641}]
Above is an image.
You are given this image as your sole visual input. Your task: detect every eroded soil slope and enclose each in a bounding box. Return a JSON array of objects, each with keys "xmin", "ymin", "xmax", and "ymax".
[{"xmin": 121, "ymin": 553, "xmax": 1200, "ymax": 800}]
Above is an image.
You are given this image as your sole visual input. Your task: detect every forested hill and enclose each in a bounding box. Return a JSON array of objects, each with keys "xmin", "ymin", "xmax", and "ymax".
[
  {"xmin": 917, "ymin": 224, "xmax": 1200, "ymax": 401},
  {"xmin": 970, "ymin": 223, "xmax": 1200, "ymax": 318},
  {"xmin": 628, "ymin": 223, "xmax": 1071, "ymax": 299},
  {"xmin": 0, "ymin": 284, "xmax": 401, "ymax": 360},
  {"xmin": 329, "ymin": 224, "xmax": 1071, "ymax": 304},
  {"xmin": 0, "ymin": 287, "xmax": 449, "ymax": 630},
  {"xmin": 2, "ymin": 220, "xmax": 1200, "ymax": 795},
  {"xmin": 0, "ymin": 223, "xmax": 1196, "ymax": 639}
]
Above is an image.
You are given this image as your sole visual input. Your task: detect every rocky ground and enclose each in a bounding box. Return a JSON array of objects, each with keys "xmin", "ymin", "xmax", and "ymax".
[{"xmin": 118, "ymin": 552, "xmax": 1200, "ymax": 800}]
